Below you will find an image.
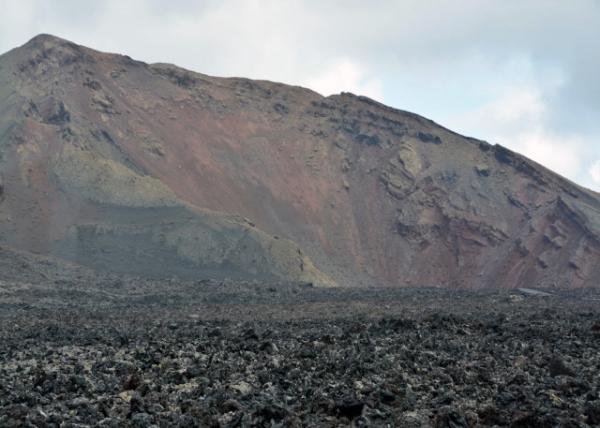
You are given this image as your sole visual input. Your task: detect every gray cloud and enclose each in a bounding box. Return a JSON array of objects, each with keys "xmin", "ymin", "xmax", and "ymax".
[{"xmin": 0, "ymin": 0, "xmax": 598, "ymax": 190}]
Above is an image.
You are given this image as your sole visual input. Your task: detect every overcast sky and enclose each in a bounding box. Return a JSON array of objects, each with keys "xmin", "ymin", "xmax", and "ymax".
[{"xmin": 1, "ymin": 0, "xmax": 599, "ymax": 191}]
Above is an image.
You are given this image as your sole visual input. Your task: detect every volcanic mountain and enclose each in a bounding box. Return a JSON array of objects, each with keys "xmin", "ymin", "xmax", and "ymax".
[{"xmin": 1, "ymin": 34, "xmax": 599, "ymax": 288}]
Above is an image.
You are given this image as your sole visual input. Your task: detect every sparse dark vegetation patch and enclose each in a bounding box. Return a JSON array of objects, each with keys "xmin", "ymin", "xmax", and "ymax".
[
  {"xmin": 417, "ymin": 131, "xmax": 442, "ymax": 144},
  {"xmin": 154, "ymin": 67, "xmax": 198, "ymax": 89},
  {"xmin": 83, "ymin": 78, "xmax": 102, "ymax": 91},
  {"xmin": 475, "ymin": 164, "xmax": 490, "ymax": 177},
  {"xmin": 355, "ymin": 133, "xmax": 381, "ymax": 146},
  {"xmin": 273, "ymin": 103, "xmax": 289, "ymax": 115},
  {"xmin": 45, "ymin": 101, "xmax": 70, "ymax": 125}
]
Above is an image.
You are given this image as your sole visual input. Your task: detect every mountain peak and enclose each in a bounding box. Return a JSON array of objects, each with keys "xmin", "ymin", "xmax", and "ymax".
[
  {"xmin": 27, "ymin": 33, "xmax": 68, "ymax": 43},
  {"xmin": 0, "ymin": 33, "xmax": 100, "ymax": 76},
  {"xmin": 21, "ymin": 33, "xmax": 78, "ymax": 51}
]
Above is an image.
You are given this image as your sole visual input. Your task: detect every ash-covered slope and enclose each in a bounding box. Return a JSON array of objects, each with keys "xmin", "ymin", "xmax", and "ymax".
[{"xmin": 1, "ymin": 34, "xmax": 600, "ymax": 288}]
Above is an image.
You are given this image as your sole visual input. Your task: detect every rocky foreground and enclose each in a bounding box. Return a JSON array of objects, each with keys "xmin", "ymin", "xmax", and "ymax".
[{"xmin": 1, "ymin": 282, "xmax": 600, "ymax": 427}]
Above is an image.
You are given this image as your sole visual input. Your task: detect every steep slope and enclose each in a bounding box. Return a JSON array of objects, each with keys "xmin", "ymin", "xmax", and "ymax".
[
  {"xmin": 0, "ymin": 35, "xmax": 332, "ymax": 286},
  {"xmin": 1, "ymin": 34, "xmax": 600, "ymax": 288}
]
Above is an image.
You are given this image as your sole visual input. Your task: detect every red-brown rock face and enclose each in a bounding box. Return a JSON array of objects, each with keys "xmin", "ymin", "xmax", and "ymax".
[{"xmin": 1, "ymin": 34, "xmax": 600, "ymax": 288}]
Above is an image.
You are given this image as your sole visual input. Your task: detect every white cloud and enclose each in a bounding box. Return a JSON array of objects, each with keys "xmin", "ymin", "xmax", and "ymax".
[
  {"xmin": 507, "ymin": 130, "xmax": 584, "ymax": 179},
  {"xmin": 444, "ymin": 81, "xmax": 597, "ymax": 186},
  {"xmin": 451, "ymin": 85, "xmax": 546, "ymax": 135},
  {"xmin": 484, "ymin": 89, "xmax": 545, "ymax": 125},
  {"xmin": 304, "ymin": 59, "xmax": 384, "ymax": 101},
  {"xmin": 443, "ymin": 75, "xmax": 587, "ymax": 179},
  {"xmin": 591, "ymin": 160, "xmax": 600, "ymax": 184}
]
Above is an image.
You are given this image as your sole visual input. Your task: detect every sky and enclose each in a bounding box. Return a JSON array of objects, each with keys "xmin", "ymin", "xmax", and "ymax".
[{"xmin": 1, "ymin": 0, "xmax": 599, "ymax": 191}]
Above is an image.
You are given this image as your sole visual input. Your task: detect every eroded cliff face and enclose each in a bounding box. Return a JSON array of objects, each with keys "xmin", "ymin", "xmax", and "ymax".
[{"xmin": 0, "ymin": 34, "xmax": 599, "ymax": 288}]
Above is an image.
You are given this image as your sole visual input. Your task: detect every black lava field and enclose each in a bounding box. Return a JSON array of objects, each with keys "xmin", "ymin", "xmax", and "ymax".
[{"xmin": 1, "ymin": 281, "xmax": 600, "ymax": 427}]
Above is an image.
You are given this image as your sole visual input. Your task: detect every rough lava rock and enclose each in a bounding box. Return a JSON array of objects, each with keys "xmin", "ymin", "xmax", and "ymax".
[{"xmin": 1, "ymin": 279, "xmax": 599, "ymax": 426}]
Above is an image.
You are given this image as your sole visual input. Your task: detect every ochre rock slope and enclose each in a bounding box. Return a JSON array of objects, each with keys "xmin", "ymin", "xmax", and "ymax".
[{"xmin": 1, "ymin": 34, "xmax": 599, "ymax": 288}]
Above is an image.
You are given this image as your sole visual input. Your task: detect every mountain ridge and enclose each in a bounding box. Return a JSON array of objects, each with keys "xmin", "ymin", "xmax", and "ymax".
[{"xmin": 1, "ymin": 34, "xmax": 599, "ymax": 288}]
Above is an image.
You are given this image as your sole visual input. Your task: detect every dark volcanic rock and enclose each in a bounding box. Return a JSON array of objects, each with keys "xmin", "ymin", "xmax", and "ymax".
[
  {"xmin": 1, "ymin": 283, "xmax": 599, "ymax": 426},
  {"xmin": 548, "ymin": 356, "xmax": 576, "ymax": 377},
  {"xmin": 586, "ymin": 401, "xmax": 600, "ymax": 425}
]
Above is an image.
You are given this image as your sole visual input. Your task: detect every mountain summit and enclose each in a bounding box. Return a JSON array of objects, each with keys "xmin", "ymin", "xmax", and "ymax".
[{"xmin": 1, "ymin": 34, "xmax": 599, "ymax": 288}]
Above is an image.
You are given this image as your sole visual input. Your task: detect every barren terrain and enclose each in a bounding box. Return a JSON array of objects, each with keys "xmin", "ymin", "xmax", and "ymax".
[
  {"xmin": 2, "ymin": 279, "xmax": 600, "ymax": 427},
  {"xmin": 2, "ymin": 34, "xmax": 600, "ymax": 427},
  {"xmin": 1, "ymin": 34, "xmax": 600, "ymax": 289}
]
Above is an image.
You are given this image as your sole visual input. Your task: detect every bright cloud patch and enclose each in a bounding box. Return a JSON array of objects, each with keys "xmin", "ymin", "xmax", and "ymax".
[
  {"xmin": 446, "ymin": 81, "xmax": 593, "ymax": 185},
  {"xmin": 479, "ymin": 87, "xmax": 545, "ymax": 129},
  {"xmin": 506, "ymin": 130, "xmax": 584, "ymax": 180},
  {"xmin": 448, "ymin": 84, "xmax": 548, "ymax": 136},
  {"xmin": 305, "ymin": 59, "xmax": 383, "ymax": 101},
  {"xmin": 591, "ymin": 160, "xmax": 600, "ymax": 184}
]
